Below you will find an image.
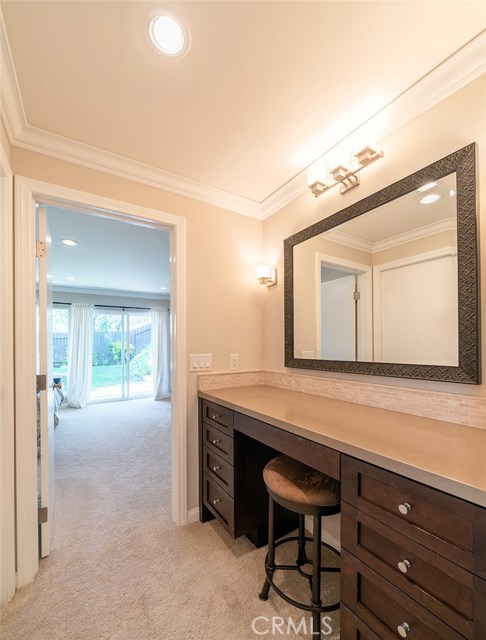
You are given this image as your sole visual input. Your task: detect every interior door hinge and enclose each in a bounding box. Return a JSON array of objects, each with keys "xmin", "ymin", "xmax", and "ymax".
[
  {"xmin": 353, "ymin": 291, "xmax": 361, "ymax": 301},
  {"xmin": 38, "ymin": 506, "xmax": 48, "ymax": 525},
  {"xmin": 36, "ymin": 374, "xmax": 47, "ymax": 392},
  {"xmin": 36, "ymin": 240, "xmax": 46, "ymax": 258}
]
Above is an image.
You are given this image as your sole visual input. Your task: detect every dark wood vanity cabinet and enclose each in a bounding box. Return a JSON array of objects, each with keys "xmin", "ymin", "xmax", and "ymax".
[
  {"xmin": 199, "ymin": 396, "xmax": 486, "ymax": 639},
  {"xmin": 199, "ymin": 399, "xmax": 298, "ymax": 546},
  {"xmin": 341, "ymin": 456, "xmax": 486, "ymax": 640},
  {"xmin": 200, "ymin": 399, "xmax": 236, "ymax": 534}
]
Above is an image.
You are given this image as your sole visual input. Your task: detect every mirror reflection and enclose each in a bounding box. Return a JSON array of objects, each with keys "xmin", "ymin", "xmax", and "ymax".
[{"xmin": 293, "ymin": 173, "xmax": 458, "ymax": 366}]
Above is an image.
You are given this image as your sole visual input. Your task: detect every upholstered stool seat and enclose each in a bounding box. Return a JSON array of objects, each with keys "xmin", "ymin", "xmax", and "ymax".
[
  {"xmin": 263, "ymin": 455, "xmax": 340, "ymax": 510},
  {"xmin": 259, "ymin": 455, "xmax": 341, "ymax": 639}
]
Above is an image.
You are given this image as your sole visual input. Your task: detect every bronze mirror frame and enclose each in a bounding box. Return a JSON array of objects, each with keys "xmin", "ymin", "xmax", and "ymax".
[{"xmin": 284, "ymin": 143, "xmax": 480, "ymax": 384}]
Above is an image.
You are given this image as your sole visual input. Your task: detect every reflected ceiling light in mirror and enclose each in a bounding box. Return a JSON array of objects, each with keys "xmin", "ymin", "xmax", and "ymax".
[
  {"xmin": 61, "ymin": 238, "xmax": 78, "ymax": 246},
  {"xmin": 256, "ymin": 264, "xmax": 277, "ymax": 287},
  {"xmin": 417, "ymin": 181, "xmax": 437, "ymax": 192},
  {"xmin": 450, "ymin": 189, "xmax": 456, "ymax": 198},
  {"xmin": 419, "ymin": 193, "xmax": 441, "ymax": 205}
]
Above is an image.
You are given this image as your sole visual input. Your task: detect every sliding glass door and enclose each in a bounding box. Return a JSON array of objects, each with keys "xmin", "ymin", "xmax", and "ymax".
[{"xmin": 91, "ymin": 309, "xmax": 152, "ymax": 402}]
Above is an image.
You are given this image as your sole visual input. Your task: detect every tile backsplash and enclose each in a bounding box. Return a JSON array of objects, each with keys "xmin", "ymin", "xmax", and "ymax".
[{"xmin": 198, "ymin": 370, "xmax": 486, "ymax": 429}]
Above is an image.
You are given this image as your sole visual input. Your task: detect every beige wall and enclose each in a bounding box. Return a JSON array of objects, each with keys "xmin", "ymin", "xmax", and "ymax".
[
  {"xmin": 10, "ymin": 148, "xmax": 264, "ymax": 509},
  {"xmin": 263, "ymin": 73, "xmax": 486, "ymax": 398}
]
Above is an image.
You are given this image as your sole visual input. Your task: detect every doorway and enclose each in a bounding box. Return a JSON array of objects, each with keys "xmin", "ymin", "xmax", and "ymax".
[{"xmin": 14, "ymin": 177, "xmax": 187, "ymax": 591}]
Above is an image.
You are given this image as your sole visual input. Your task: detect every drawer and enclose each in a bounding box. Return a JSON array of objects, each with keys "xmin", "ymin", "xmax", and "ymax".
[
  {"xmin": 234, "ymin": 412, "xmax": 340, "ymax": 480},
  {"xmin": 341, "ymin": 502, "xmax": 486, "ymax": 639},
  {"xmin": 202, "ymin": 422, "xmax": 234, "ymax": 461},
  {"xmin": 342, "ymin": 551, "xmax": 466, "ymax": 640},
  {"xmin": 203, "ymin": 473, "xmax": 234, "ymax": 533},
  {"xmin": 202, "ymin": 400, "xmax": 233, "ymax": 434},
  {"xmin": 342, "ymin": 456, "xmax": 486, "ymax": 577},
  {"xmin": 202, "ymin": 446, "xmax": 234, "ymax": 496},
  {"xmin": 341, "ymin": 605, "xmax": 384, "ymax": 640}
]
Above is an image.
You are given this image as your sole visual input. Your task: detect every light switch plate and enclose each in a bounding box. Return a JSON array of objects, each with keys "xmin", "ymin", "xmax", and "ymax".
[{"xmin": 190, "ymin": 354, "xmax": 212, "ymax": 372}]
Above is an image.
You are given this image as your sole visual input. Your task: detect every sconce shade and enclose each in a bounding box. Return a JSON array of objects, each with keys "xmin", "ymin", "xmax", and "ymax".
[{"xmin": 256, "ymin": 264, "xmax": 277, "ymax": 286}]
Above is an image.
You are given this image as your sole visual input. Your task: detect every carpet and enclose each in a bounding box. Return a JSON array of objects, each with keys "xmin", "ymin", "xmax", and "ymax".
[{"xmin": 1, "ymin": 397, "xmax": 340, "ymax": 639}]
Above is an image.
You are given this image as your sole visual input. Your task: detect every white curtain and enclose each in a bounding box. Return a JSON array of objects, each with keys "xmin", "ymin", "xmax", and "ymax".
[
  {"xmin": 67, "ymin": 304, "xmax": 94, "ymax": 408},
  {"xmin": 151, "ymin": 307, "xmax": 171, "ymax": 400}
]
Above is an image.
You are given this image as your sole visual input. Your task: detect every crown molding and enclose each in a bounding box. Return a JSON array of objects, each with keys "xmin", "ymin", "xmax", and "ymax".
[
  {"xmin": 325, "ymin": 217, "xmax": 457, "ymax": 254},
  {"xmin": 15, "ymin": 126, "xmax": 264, "ymax": 218},
  {"xmin": 53, "ymin": 285, "xmax": 169, "ymax": 300},
  {"xmin": 1, "ymin": 4, "xmax": 485, "ymax": 221}
]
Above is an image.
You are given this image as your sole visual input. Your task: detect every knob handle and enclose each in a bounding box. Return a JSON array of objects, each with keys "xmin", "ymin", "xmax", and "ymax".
[
  {"xmin": 212, "ymin": 498, "xmax": 221, "ymax": 505},
  {"xmin": 212, "ymin": 466, "xmax": 221, "ymax": 472},
  {"xmin": 211, "ymin": 414, "xmax": 220, "ymax": 420},
  {"xmin": 398, "ymin": 502, "xmax": 411, "ymax": 515},
  {"xmin": 212, "ymin": 439, "xmax": 220, "ymax": 445},
  {"xmin": 397, "ymin": 622, "xmax": 411, "ymax": 638},
  {"xmin": 397, "ymin": 559, "xmax": 411, "ymax": 573}
]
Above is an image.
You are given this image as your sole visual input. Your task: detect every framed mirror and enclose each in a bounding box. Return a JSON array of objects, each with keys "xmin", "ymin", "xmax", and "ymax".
[{"xmin": 284, "ymin": 143, "xmax": 480, "ymax": 384}]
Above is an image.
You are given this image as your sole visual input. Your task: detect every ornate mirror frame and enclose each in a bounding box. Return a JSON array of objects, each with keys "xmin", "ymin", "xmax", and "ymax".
[{"xmin": 284, "ymin": 143, "xmax": 480, "ymax": 384}]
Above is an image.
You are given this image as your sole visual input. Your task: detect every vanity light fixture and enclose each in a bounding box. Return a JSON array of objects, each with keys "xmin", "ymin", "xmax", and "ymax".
[
  {"xmin": 307, "ymin": 145, "xmax": 384, "ymax": 197},
  {"xmin": 256, "ymin": 264, "xmax": 277, "ymax": 287},
  {"xmin": 61, "ymin": 238, "xmax": 78, "ymax": 246}
]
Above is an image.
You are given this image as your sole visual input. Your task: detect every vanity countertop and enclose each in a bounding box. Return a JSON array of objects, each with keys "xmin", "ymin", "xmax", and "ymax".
[{"xmin": 198, "ymin": 385, "xmax": 486, "ymax": 507}]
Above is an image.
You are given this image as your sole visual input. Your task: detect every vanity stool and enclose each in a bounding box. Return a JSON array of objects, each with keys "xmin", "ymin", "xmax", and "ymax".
[{"xmin": 259, "ymin": 455, "xmax": 341, "ymax": 639}]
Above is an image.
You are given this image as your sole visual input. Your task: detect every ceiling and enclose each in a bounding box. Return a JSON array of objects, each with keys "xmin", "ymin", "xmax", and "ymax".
[
  {"xmin": 46, "ymin": 206, "xmax": 170, "ymax": 296},
  {"xmin": 326, "ymin": 173, "xmax": 457, "ymax": 248},
  {"xmin": 1, "ymin": 2, "xmax": 486, "ymax": 215}
]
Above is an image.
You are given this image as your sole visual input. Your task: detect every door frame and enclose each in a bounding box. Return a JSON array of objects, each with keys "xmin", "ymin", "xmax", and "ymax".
[
  {"xmin": 0, "ymin": 142, "xmax": 16, "ymax": 605},
  {"xmin": 14, "ymin": 176, "xmax": 187, "ymax": 589},
  {"xmin": 315, "ymin": 252, "xmax": 373, "ymax": 360}
]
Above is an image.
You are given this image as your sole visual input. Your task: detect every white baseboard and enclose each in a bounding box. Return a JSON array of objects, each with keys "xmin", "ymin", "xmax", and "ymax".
[{"xmin": 187, "ymin": 507, "xmax": 200, "ymax": 524}]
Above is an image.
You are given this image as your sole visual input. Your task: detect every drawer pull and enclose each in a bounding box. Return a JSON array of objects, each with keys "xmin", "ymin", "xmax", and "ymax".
[
  {"xmin": 212, "ymin": 498, "xmax": 222, "ymax": 505},
  {"xmin": 397, "ymin": 559, "xmax": 411, "ymax": 573},
  {"xmin": 398, "ymin": 502, "xmax": 411, "ymax": 515},
  {"xmin": 212, "ymin": 439, "xmax": 221, "ymax": 445},
  {"xmin": 212, "ymin": 466, "xmax": 221, "ymax": 472},
  {"xmin": 397, "ymin": 622, "xmax": 411, "ymax": 638},
  {"xmin": 211, "ymin": 413, "xmax": 221, "ymax": 420}
]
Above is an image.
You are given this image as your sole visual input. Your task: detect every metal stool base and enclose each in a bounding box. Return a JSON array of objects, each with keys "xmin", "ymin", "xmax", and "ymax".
[{"xmin": 259, "ymin": 534, "xmax": 340, "ymax": 613}]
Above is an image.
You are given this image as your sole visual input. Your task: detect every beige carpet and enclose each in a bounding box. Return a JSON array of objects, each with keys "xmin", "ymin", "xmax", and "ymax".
[{"xmin": 1, "ymin": 398, "xmax": 340, "ymax": 639}]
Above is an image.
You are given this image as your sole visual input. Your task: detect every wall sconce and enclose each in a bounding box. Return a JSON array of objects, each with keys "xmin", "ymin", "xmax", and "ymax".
[
  {"xmin": 307, "ymin": 145, "xmax": 384, "ymax": 197},
  {"xmin": 256, "ymin": 264, "xmax": 277, "ymax": 287}
]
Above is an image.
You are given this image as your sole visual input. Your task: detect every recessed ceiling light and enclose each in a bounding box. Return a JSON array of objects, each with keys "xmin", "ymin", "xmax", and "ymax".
[
  {"xmin": 419, "ymin": 194, "xmax": 441, "ymax": 205},
  {"xmin": 160, "ymin": 286, "xmax": 168, "ymax": 291},
  {"xmin": 449, "ymin": 189, "xmax": 456, "ymax": 198},
  {"xmin": 61, "ymin": 239, "xmax": 78, "ymax": 246},
  {"xmin": 417, "ymin": 181, "xmax": 437, "ymax": 192},
  {"xmin": 149, "ymin": 15, "xmax": 189, "ymax": 57},
  {"xmin": 66, "ymin": 277, "xmax": 75, "ymax": 281}
]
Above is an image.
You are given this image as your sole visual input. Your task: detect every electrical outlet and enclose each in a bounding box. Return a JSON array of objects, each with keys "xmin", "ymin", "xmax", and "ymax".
[{"xmin": 229, "ymin": 353, "xmax": 239, "ymax": 370}]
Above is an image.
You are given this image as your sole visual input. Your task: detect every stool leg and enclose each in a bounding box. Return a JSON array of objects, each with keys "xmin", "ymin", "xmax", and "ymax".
[
  {"xmin": 259, "ymin": 495, "xmax": 275, "ymax": 601},
  {"xmin": 297, "ymin": 514, "xmax": 307, "ymax": 566},
  {"xmin": 311, "ymin": 515, "xmax": 322, "ymax": 639}
]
